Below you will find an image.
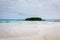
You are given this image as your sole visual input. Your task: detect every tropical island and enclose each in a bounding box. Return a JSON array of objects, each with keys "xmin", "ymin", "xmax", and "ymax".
[{"xmin": 25, "ymin": 17, "xmax": 42, "ymax": 21}]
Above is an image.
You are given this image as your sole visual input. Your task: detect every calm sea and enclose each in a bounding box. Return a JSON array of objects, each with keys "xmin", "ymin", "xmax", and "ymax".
[{"xmin": 0, "ymin": 19, "xmax": 60, "ymax": 23}]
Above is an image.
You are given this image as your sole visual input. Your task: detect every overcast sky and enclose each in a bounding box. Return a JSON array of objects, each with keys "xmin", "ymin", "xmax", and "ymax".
[{"xmin": 0, "ymin": 0, "xmax": 60, "ymax": 19}]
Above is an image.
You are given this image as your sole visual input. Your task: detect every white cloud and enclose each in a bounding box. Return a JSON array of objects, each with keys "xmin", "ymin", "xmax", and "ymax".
[{"xmin": 0, "ymin": 0, "xmax": 60, "ymax": 19}]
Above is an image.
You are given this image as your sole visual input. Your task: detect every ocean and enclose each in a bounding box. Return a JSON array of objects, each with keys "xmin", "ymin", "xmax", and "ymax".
[{"xmin": 0, "ymin": 19, "xmax": 60, "ymax": 23}]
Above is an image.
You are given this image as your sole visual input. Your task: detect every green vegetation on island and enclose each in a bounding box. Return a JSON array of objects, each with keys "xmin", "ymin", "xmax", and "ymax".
[{"xmin": 25, "ymin": 17, "xmax": 42, "ymax": 21}]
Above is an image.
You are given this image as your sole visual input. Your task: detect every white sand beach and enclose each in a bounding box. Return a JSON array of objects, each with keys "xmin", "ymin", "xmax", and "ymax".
[{"xmin": 0, "ymin": 22, "xmax": 60, "ymax": 40}]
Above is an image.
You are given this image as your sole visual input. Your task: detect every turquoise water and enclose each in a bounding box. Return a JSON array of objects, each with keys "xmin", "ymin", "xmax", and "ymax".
[
  {"xmin": 0, "ymin": 20, "xmax": 45, "ymax": 24},
  {"xmin": 0, "ymin": 19, "xmax": 22, "ymax": 23},
  {"xmin": 0, "ymin": 19, "xmax": 60, "ymax": 23}
]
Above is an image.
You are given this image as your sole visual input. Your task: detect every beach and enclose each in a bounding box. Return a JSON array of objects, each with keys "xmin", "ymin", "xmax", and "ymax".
[{"xmin": 0, "ymin": 22, "xmax": 60, "ymax": 40}]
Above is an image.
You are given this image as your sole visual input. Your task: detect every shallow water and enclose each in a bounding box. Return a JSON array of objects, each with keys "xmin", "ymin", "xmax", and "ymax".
[{"xmin": 0, "ymin": 19, "xmax": 60, "ymax": 23}]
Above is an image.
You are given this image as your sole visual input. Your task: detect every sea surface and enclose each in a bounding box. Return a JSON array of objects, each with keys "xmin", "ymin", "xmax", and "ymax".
[{"xmin": 0, "ymin": 19, "xmax": 60, "ymax": 23}]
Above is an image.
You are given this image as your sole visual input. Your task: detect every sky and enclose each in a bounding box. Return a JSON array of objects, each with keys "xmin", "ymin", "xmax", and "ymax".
[{"xmin": 0, "ymin": 0, "xmax": 60, "ymax": 19}]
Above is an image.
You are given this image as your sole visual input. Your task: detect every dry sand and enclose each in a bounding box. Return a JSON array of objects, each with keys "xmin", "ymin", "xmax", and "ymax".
[{"xmin": 0, "ymin": 22, "xmax": 60, "ymax": 40}]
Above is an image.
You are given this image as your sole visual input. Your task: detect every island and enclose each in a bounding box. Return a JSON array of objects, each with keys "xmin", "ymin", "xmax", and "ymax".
[{"xmin": 25, "ymin": 17, "xmax": 42, "ymax": 21}]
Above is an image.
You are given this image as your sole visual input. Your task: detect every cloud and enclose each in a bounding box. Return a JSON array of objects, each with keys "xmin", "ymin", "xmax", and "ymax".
[{"xmin": 0, "ymin": 0, "xmax": 60, "ymax": 19}]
